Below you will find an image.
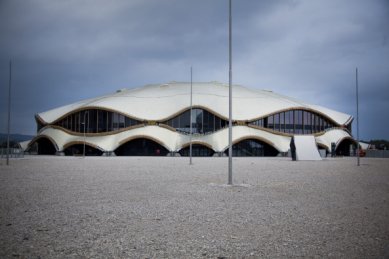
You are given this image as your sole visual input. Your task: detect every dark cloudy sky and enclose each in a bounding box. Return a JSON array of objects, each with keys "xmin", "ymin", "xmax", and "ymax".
[{"xmin": 1, "ymin": 0, "xmax": 388, "ymax": 140}]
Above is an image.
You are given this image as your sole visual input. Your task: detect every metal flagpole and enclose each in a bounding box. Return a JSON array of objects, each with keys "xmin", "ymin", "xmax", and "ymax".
[
  {"xmin": 190, "ymin": 67, "xmax": 193, "ymax": 165},
  {"xmin": 228, "ymin": 0, "xmax": 233, "ymax": 185},
  {"xmin": 6, "ymin": 60, "xmax": 12, "ymax": 166},
  {"xmin": 356, "ymin": 67, "xmax": 360, "ymax": 166}
]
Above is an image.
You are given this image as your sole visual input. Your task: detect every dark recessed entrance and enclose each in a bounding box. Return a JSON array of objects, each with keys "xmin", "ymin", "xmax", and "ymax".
[
  {"xmin": 29, "ymin": 137, "xmax": 57, "ymax": 155},
  {"xmin": 64, "ymin": 144, "xmax": 103, "ymax": 156},
  {"xmin": 225, "ymin": 139, "xmax": 279, "ymax": 157},
  {"xmin": 179, "ymin": 144, "xmax": 215, "ymax": 157},
  {"xmin": 336, "ymin": 139, "xmax": 356, "ymax": 156},
  {"xmin": 115, "ymin": 138, "xmax": 168, "ymax": 156}
]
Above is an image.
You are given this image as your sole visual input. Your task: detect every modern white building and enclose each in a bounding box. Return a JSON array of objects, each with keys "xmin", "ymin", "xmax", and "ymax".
[{"xmin": 27, "ymin": 82, "xmax": 356, "ymax": 156}]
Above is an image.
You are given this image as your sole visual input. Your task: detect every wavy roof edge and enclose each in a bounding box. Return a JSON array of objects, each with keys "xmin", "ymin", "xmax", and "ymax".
[{"xmin": 38, "ymin": 81, "xmax": 352, "ymax": 125}]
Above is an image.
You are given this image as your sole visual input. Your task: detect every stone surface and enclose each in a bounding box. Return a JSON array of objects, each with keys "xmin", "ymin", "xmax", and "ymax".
[{"xmin": 0, "ymin": 156, "xmax": 388, "ymax": 258}]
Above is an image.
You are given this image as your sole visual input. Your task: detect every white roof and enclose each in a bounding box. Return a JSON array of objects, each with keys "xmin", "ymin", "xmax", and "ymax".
[{"xmin": 38, "ymin": 82, "xmax": 352, "ymax": 125}]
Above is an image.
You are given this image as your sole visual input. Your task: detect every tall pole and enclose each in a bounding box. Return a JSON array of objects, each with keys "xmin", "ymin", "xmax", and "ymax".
[
  {"xmin": 228, "ymin": 0, "xmax": 233, "ymax": 185},
  {"xmin": 6, "ymin": 60, "xmax": 12, "ymax": 166},
  {"xmin": 189, "ymin": 67, "xmax": 193, "ymax": 165},
  {"xmin": 356, "ymin": 67, "xmax": 360, "ymax": 166}
]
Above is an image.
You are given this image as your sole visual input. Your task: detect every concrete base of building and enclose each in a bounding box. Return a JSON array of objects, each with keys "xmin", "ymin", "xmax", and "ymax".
[
  {"xmin": 167, "ymin": 152, "xmax": 180, "ymax": 157},
  {"xmin": 102, "ymin": 151, "xmax": 116, "ymax": 156}
]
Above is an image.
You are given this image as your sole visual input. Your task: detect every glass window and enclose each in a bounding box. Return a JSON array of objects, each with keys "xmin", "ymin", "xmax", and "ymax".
[
  {"xmin": 182, "ymin": 110, "xmax": 190, "ymax": 129},
  {"xmin": 280, "ymin": 112, "xmax": 285, "ymax": 132},
  {"xmin": 299, "ymin": 110, "xmax": 304, "ymax": 134},
  {"xmin": 303, "ymin": 111, "xmax": 311, "ymax": 134},
  {"xmin": 257, "ymin": 119, "xmax": 264, "ymax": 127},
  {"xmin": 112, "ymin": 113, "xmax": 118, "ymax": 130},
  {"xmin": 203, "ymin": 110, "xmax": 210, "ymax": 133},
  {"xmin": 163, "ymin": 108, "xmax": 226, "ymax": 134},
  {"xmin": 315, "ymin": 115, "xmax": 319, "ymax": 133},
  {"xmin": 172, "ymin": 116, "xmax": 179, "ymax": 129},
  {"xmin": 215, "ymin": 116, "xmax": 221, "ymax": 130},
  {"xmin": 118, "ymin": 114, "xmax": 125, "ymax": 128},
  {"xmin": 284, "ymin": 111, "xmax": 291, "ymax": 133},
  {"xmin": 274, "ymin": 113, "xmax": 280, "ymax": 131},
  {"xmin": 310, "ymin": 114, "xmax": 314, "ymax": 133},
  {"xmin": 98, "ymin": 110, "xmax": 107, "ymax": 132},
  {"xmin": 195, "ymin": 109, "xmax": 203, "ymax": 133},
  {"xmin": 267, "ymin": 115, "xmax": 274, "ymax": 129}
]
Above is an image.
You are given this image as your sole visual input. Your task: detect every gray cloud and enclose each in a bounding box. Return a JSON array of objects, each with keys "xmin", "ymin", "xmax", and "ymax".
[{"xmin": 0, "ymin": 0, "xmax": 388, "ymax": 140}]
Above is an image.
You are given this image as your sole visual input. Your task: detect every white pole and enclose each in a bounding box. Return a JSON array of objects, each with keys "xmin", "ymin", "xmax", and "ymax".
[
  {"xmin": 228, "ymin": 0, "xmax": 233, "ymax": 185},
  {"xmin": 190, "ymin": 67, "xmax": 193, "ymax": 165},
  {"xmin": 356, "ymin": 68, "xmax": 360, "ymax": 166},
  {"xmin": 6, "ymin": 60, "xmax": 12, "ymax": 166}
]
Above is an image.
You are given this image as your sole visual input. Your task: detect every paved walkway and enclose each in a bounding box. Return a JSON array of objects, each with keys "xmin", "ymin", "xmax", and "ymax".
[{"xmin": 1, "ymin": 156, "xmax": 388, "ymax": 258}]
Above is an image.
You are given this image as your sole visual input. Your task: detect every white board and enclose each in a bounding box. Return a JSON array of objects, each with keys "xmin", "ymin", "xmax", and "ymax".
[{"xmin": 294, "ymin": 135, "xmax": 322, "ymax": 161}]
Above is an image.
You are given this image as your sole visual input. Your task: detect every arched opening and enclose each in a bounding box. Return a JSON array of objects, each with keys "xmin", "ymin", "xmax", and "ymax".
[
  {"xmin": 317, "ymin": 143, "xmax": 329, "ymax": 157},
  {"xmin": 29, "ymin": 137, "xmax": 57, "ymax": 155},
  {"xmin": 115, "ymin": 138, "xmax": 169, "ymax": 156},
  {"xmin": 179, "ymin": 144, "xmax": 215, "ymax": 157},
  {"xmin": 225, "ymin": 139, "xmax": 279, "ymax": 157},
  {"xmin": 64, "ymin": 144, "xmax": 103, "ymax": 156},
  {"xmin": 336, "ymin": 138, "xmax": 357, "ymax": 156}
]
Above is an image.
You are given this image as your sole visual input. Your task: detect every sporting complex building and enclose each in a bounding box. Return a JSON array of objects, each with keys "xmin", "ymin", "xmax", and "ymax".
[{"xmin": 27, "ymin": 82, "xmax": 356, "ymax": 157}]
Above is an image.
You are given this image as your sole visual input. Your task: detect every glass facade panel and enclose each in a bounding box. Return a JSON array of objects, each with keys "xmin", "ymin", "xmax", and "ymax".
[
  {"xmin": 54, "ymin": 109, "xmax": 141, "ymax": 134},
  {"xmin": 221, "ymin": 119, "xmax": 227, "ymax": 128},
  {"xmin": 294, "ymin": 110, "xmax": 302, "ymax": 134},
  {"xmin": 319, "ymin": 117, "xmax": 324, "ymax": 132},
  {"xmin": 315, "ymin": 115, "xmax": 319, "ymax": 133},
  {"xmin": 274, "ymin": 113, "xmax": 280, "ymax": 131},
  {"xmin": 248, "ymin": 109, "xmax": 336, "ymax": 135},
  {"xmin": 251, "ymin": 118, "xmax": 263, "ymax": 127},
  {"xmin": 285, "ymin": 111, "xmax": 292, "ymax": 133},
  {"xmin": 195, "ymin": 109, "xmax": 203, "ymax": 133},
  {"xmin": 113, "ymin": 112, "xmax": 119, "ymax": 130},
  {"xmin": 280, "ymin": 112, "xmax": 285, "ymax": 132},
  {"xmin": 215, "ymin": 116, "xmax": 221, "ymax": 129},
  {"xmin": 97, "ymin": 110, "xmax": 105, "ymax": 132},
  {"xmin": 51, "ymin": 107, "xmax": 337, "ymax": 136},
  {"xmin": 303, "ymin": 111, "xmax": 311, "ymax": 134},
  {"xmin": 203, "ymin": 110, "xmax": 210, "ymax": 133},
  {"xmin": 89, "ymin": 110, "xmax": 97, "ymax": 133},
  {"xmin": 267, "ymin": 115, "xmax": 274, "ymax": 130},
  {"xmin": 164, "ymin": 108, "xmax": 228, "ymax": 134}
]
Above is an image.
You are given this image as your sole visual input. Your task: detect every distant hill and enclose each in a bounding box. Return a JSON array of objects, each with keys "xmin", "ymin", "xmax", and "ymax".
[{"xmin": 0, "ymin": 133, "xmax": 34, "ymax": 143}]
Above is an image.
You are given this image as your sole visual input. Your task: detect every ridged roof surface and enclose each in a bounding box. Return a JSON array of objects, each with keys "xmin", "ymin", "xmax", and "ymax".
[{"xmin": 38, "ymin": 81, "xmax": 352, "ymax": 125}]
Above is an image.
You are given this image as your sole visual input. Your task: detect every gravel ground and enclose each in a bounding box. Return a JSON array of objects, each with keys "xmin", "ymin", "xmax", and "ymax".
[{"xmin": 0, "ymin": 156, "xmax": 388, "ymax": 258}]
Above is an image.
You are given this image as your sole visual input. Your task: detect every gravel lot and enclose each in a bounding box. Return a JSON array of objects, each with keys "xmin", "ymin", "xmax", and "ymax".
[{"xmin": 1, "ymin": 156, "xmax": 388, "ymax": 258}]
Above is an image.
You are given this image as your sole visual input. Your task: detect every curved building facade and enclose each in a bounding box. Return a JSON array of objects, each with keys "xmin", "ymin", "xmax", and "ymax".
[{"xmin": 27, "ymin": 82, "xmax": 355, "ymax": 156}]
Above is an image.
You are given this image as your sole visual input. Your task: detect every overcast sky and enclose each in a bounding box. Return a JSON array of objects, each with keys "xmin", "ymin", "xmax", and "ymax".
[{"xmin": 0, "ymin": 0, "xmax": 388, "ymax": 140}]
